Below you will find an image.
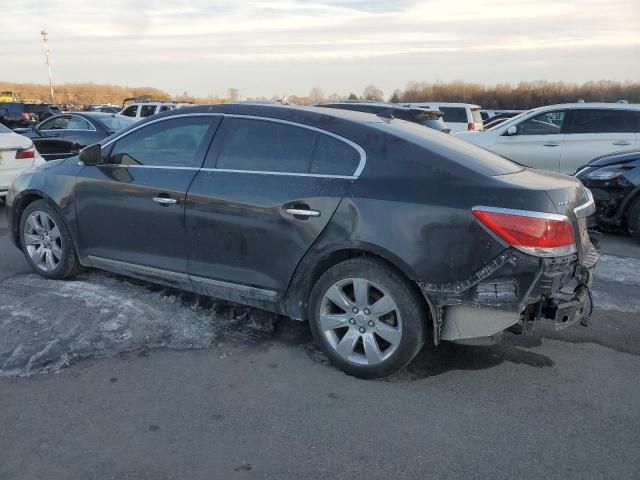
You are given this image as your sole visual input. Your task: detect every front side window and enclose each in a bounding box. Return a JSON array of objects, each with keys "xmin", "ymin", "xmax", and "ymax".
[
  {"xmin": 216, "ymin": 118, "xmax": 317, "ymax": 173},
  {"xmin": 40, "ymin": 116, "xmax": 70, "ymax": 130},
  {"xmin": 568, "ymin": 109, "xmax": 636, "ymax": 134},
  {"xmin": 109, "ymin": 117, "xmax": 214, "ymax": 168},
  {"xmin": 517, "ymin": 111, "xmax": 566, "ymax": 135},
  {"xmin": 140, "ymin": 105, "xmax": 156, "ymax": 117},
  {"xmin": 121, "ymin": 105, "xmax": 138, "ymax": 117},
  {"xmin": 67, "ymin": 116, "xmax": 94, "ymax": 130}
]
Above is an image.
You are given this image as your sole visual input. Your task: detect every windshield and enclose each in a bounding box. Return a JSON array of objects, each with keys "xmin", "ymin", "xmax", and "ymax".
[{"xmin": 100, "ymin": 115, "xmax": 137, "ymax": 131}]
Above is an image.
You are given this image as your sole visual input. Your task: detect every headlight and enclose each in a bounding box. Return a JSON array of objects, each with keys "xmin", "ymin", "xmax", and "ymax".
[{"xmin": 584, "ymin": 164, "xmax": 633, "ymax": 180}]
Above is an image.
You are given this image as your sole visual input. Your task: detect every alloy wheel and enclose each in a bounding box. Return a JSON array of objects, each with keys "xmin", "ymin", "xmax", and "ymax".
[
  {"xmin": 24, "ymin": 211, "xmax": 63, "ymax": 272},
  {"xmin": 319, "ymin": 277, "xmax": 402, "ymax": 365}
]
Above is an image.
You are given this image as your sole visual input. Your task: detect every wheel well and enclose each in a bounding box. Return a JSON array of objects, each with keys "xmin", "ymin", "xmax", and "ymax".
[
  {"xmin": 10, "ymin": 193, "xmax": 46, "ymax": 248},
  {"xmin": 288, "ymin": 248, "xmax": 433, "ymax": 326}
]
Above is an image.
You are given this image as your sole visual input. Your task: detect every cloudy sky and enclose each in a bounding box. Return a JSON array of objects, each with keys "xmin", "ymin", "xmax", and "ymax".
[{"xmin": 2, "ymin": 0, "xmax": 639, "ymax": 98}]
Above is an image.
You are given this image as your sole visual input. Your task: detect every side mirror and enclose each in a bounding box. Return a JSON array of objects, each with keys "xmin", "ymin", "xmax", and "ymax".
[
  {"xmin": 79, "ymin": 143, "xmax": 102, "ymax": 166},
  {"xmin": 505, "ymin": 125, "xmax": 518, "ymax": 136}
]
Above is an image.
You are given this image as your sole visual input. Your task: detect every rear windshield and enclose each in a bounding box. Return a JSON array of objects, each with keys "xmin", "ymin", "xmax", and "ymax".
[
  {"xmin": 100, "ymin": 115, "xmax": 137, "ymax": 131},
  {"xmin": 376, "ymin": 120, "xmax": 523, "ymax": 176},
  {"xmin": 470, "ymin": 108, "xmax": 483, "ymax": 123},
  {"xmin": 439, "ymin": 107, "xmax": 467, "ymax": 123}
]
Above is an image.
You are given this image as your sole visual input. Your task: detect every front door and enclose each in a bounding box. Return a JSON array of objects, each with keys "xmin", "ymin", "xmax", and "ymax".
[
  {"xmin": 491, "ymin": 110, "xmax": 568, "ymax": 172},
  {"xmin": 185, "ymin": 116, "xmax": 363, "ymax": 298},
  {"xmin": 75, "ymin": 115, "xmax": 220, "ymax": 274}
]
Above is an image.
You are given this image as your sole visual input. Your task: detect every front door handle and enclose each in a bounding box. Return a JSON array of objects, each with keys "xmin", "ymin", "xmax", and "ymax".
[
  {"xmin": 612, "ymin": 141, "xmax": 631, "ymax": 146},
  {"xmin": 153, "ymin": 196, "xmax": 177, "ymax": 205},
  {"xmin": 543, "ymin": 143, "xmax": 560, "ymax": 147},
  {"xmin": 286, "ymin": 208, "xmax": 321, "ymax": 218}
]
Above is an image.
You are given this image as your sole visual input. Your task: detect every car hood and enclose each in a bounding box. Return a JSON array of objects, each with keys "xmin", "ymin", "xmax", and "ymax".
[{"xmin": 583, "ymin": 149, "xmax": 640, "ymax": 169}]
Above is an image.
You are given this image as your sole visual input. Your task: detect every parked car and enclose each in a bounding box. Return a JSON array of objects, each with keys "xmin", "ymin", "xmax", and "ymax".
[
  {"xmin": 458, "ymin": 103, "xmax": 640, "ymax": 174},
  {"xmin": 15, "ymin": 113, "xmax": 137, "ymax": 161},
  {"xmin": 482, "ymin": 110, "xmax": 524, "ymax": 125},
  {"xmin": 6, "ymin": 104, "xmax": 597, "ymax": 378},
  {"xmin": 404, "ymin": 102, "xmax": 484, "ymax": 132},
  {"xmin": 0, "ymin": 123, "xmax": 44, "ymax": 200},
  {"xmin": 574, "ymin": 150, "xmax": 640, "ymax": 241},
  {"xmin": 24, "ymin": 103, "xmax": 61, "ymax": 122},
  {"xmin": 90, "ymin": 105, "xmax": 120, "ymax": 114},
  {"xmin": 120, "ymin": 102, "xmax": 176, "ymax": 119},
  {"xmin": 0, "ymin": 102, "xmax": 38, "ymax": 129},
  {"xmin": 318, "ymin": 102, "xmax": 451, "ymax": 133}
]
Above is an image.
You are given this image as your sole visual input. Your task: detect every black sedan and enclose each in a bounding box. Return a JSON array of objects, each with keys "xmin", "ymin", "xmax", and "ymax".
[
  {"xmin": 575, "ymin": 150, "xmax": 640, "ymax": 241},
  {"xmin": 6, "ymin": 104, "xmax": 597, "ymax": 378},
  {"xmin": 15, "ymin": 112, "xmax": 136, "ymax": 161}
]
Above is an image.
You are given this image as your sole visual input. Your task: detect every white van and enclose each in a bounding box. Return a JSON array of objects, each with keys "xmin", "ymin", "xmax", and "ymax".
[
  {"xmin": 405, "ymin": 102, "xmax": 483, "ymax": 132},
  {"xmin": 457, "ymin": 103, "xmax": 640, "ymax": 174}
]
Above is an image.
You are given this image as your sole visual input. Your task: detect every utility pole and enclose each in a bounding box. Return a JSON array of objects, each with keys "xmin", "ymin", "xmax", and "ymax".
[{"xmin": 41, "ymin": 29, "xmax": 54, "ymax": 103}]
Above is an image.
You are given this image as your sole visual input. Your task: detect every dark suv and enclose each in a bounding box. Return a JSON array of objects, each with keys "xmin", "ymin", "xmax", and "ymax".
[
  {"xmin": 0, "ymin": 102, "xmax": 38, "ymax": 129},
  {"xmin": 6, "ymin": 104, "xmax": 598, "ymax": 378}
]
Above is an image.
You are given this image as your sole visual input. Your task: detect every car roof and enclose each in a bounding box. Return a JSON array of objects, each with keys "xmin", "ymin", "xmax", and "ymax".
[
  {"xmin": 529, "ymin": 102, "xmax": 640, "ymax": 112},
  {"xmin": 406, "ymin": 102, "xmax": 482, "ymax": 109}
]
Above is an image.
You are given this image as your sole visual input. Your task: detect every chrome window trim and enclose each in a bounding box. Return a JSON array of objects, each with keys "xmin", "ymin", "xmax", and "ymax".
[
  {"xmin": 100, "ymin": 112, "xmax": 367, "ymax": 179},
  {"xmin": 40, "ymin": 114, "xmax": 97, "ymax": 132},
  {"xmin": 223, "ymin": 114, "xmax": 367, "ymax": 178},
  {"xmin": 472, "ymin": 206, "xmax": 570, "ymax": 222}
]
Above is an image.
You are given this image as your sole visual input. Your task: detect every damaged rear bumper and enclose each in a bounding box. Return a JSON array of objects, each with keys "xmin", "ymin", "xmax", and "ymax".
[{"xmin": 417, "ymin": 245, "xmax": 598, "ymax": 344}]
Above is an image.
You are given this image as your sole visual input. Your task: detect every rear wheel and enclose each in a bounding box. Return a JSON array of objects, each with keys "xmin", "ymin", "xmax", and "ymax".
[
  {"xmin": 628, "ymin": 198, "xmax": 640, "ymax": 243},
  {"xmin": 309, "ymin": 258, "xmax": 427, "ymax": 378},
  {"xmin": 19, "ymin": 200, "xmax": 81, "ymax": 279}
]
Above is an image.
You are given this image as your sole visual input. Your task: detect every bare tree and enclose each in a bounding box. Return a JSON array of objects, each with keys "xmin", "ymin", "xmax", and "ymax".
[
  {"xmin": 308, "ymin": 87, "xmax": 325, "ymax": 104},
  {"xmin": 226, "ymin": 88, "xmax": 241, "ymax": 102},
  {"xmin": 347, "ymin": 92, "xmax": 358, "ymax": 100},
  {"xmin": 362, "ymin": 85, "xmax": 384, "ymax": 101}
]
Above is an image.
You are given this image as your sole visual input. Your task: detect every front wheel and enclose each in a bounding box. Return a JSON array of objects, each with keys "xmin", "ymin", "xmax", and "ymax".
[
  {"xmin": 19, "ymin": 199, "xmax": 81, "ymax": 279},
  {"xmin": 309, "ymin": 258, "xmax": 427, "ymax": 379}
]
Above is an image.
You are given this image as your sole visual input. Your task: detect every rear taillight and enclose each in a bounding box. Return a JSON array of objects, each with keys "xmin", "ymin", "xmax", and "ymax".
[
  {"xmin": 472, "ymin": 207, "xmax": 576, "ymax": 257},
  {"xmin": 15, "ymin": 145, "xmax": 36, "ymax": 159},
  {"xmin": 467, "ymin": 122, "xmax": 475, "ymax": 131}
]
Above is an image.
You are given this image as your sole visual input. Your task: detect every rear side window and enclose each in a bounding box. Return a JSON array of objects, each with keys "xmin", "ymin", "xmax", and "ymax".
[
  {"xmin": 67, "ymin": 116, "xmax": 94, "ymax": 130},
  {"xmin": 140, "ymin": 105, "xmax": 156, "ymax": 117},
  {"xmin": 40, "ymin": 116, "xmax": 70, "ymax": 130},
  {"xmin": 438, "ymin": 107, "xmax": 467, "ymax": 123},
  {"xmin": 310, "ymin": 135, "xmax": 360, "ymax": 176},
  {"xmin": 109, "ymin": 117, "xmax": 215, "ymax": 168},
  {"xmin": 568, "ymin": 109, "xmax": 636, "ymax": 134},
  {"xmin": 216, "ymin": 118, "xmax": 317, "ymax": 173}
]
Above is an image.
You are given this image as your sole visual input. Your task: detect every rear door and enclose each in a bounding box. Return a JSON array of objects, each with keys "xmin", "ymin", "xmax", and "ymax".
[
  {"xmin": 491, "ymin": 110, "xmax": 568, "ymax": 172},
  {"xmin": 185, "ymin": 116, "xmax": 363, "ymax": 298},
  {"xmin": 75, "ymin": 115, "xmax": 220, "ymax": 274},
  {"xmin": 560, "ymin": 109, "xmax": 639, "ymax": 174},
  {"xmin": 31, "ymin": 115, "xmax": 75, "ymax": 160}
]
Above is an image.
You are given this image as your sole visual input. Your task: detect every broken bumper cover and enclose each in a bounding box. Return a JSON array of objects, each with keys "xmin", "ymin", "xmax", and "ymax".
[{"xmin": 417, "ymin": 246, "xmax": 598, "ymax": 343}]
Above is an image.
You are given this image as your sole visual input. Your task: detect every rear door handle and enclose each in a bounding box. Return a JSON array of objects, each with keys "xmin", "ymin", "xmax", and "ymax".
[
  {"xmin": 153, "ymin": 196, "xmax": 177, "ymax": 205},
  {"xmin": 543, "ymin": 143, "xmax": 560, "ymax": 147},
  {"xmin": 286, "ymin": 208, "xmax": 320, "ymax": 218},
  {"xmin": 612, "ymin": 141, "xmax": 631, "ymax": 146}
]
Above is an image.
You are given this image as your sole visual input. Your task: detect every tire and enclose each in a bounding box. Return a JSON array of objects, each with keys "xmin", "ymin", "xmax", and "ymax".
[
  {"xmin": 19, "ymin": 199, "xmax": 81, "ymax": 279},
  {"xmin": 628, "ymin": 198, "xmax": 640, "ymax": 243},
  {"xmin": 308, "ymin": 258, "xmax": 427, "ymax": 379}
]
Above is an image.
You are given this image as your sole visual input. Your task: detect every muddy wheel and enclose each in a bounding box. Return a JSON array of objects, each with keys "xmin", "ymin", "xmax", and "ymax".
[
  {"xmin": 309, "ymin": 258, "xmax": 427, "ymax": 379},
  {"xmin": 19, "ymin": 199, "xmax": 81, "ymax": 279}
]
